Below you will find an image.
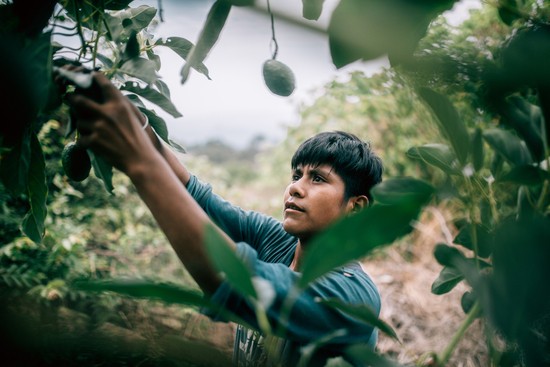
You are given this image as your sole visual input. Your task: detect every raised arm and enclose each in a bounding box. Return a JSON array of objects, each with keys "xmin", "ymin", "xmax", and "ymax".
[{"xmin": 65, "ymin": 71, "xmax": 228, "ymax": 294}]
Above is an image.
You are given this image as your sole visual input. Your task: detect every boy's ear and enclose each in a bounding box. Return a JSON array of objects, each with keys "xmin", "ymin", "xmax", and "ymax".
[{"xmin": 348, "ymin": 195, "xmax": 369, "ymax": 213}]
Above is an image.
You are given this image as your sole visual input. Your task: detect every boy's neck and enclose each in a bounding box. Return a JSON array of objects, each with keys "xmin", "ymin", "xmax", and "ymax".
[{"xmin": 290, "ymin": 240, "xmax": 305, "ymax": 271}]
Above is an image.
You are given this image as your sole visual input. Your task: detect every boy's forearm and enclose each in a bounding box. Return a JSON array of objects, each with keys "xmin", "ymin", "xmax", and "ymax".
[
  {"xmin": 126, "ymin": 152, "xmax": 227, "ymax": 294},
  {"xmin": 144, "ymin": 125, "xmax": 191, "ymax": 186}
]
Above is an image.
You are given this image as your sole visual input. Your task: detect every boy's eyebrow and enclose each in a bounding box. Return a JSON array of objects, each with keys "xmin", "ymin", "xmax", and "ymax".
[{"xmin": 306, "ymin": 165, "xmax": 334, "ymax": 177}]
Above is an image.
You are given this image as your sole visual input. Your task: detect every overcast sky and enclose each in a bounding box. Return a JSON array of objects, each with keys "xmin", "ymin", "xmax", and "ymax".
[{"xmin": 137, "ymin": 0, "xmax": 480, "ymax": 149}]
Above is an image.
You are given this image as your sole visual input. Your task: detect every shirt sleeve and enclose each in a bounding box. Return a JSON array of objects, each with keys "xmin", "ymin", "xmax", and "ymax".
[
  {"xmin": 186, "ymin": 175, "xmax": 292, "ymax": 254},
  {"xmin": 207, "ymin": 242, "xmax": 381, "ymax": 348}
]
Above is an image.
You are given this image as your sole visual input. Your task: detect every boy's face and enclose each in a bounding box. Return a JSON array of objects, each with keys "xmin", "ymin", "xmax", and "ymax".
[{"xmin": 283, "ymin": 164, "xmax": 353, "ymax": 242}]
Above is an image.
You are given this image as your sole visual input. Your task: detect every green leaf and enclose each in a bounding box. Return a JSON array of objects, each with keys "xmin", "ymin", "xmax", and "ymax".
[
  {"xmin": 299, "ymin": 200, "xmax": 426, "ymax": 288},
  {"xmin": 453, "ymin": 224, "xmax": 493, "ymax": 258},
  {"xmin": 168, "ymin": 139, "xmax": 187, "ymax": 154},
  {"xmin": 104, "ymin": 0, "xmax": 134, "ymax": 10},
  {"xmin": 89, "ymin": 152, "xmax": 114, "ymax": 193},
  {"xmin": 371, "ymin": 177, "xmax": 435, "ymax": 206},
  {"xmin": 204, "ymin": 223, "xmax": 257, "ymax": 299},
  {"xmin": 498, "ymin": 165, "xmax": 550, "ymax": 186},
  {"xmin": 433, "ymin": 244, "xmax": 481, "ymax": 290},
  {"xmin": 417, "ymin": 88, "xmax": 470, "ymax": 165},
  {"xmin": 516, "ymin": 185, "xmax": 535, "ymax": 221},
  {"xmin": 461, "ymin": 291, "xmax": 477, "ymax": 314},
  {"xmin": 483, "ymin": 128, "xmax": 533, "ymax": 166},
  {"xmin": 345, "ymin": 344, "xmax": 404, "ymax": 367},
  {"xmin": 181, "ymin": 0, "xmax": 231, "ymax": 83},
  {"xmin": 472, "ymin": 128, "xmax": 484, "ymax": 172},
  {"xmin": 327, "ymin": 0, "xmax": 455, "ymax": 68},
  {"xmin": 146, "ymin": 48, "xmax": 161, "ymax": 71},
  {"xmin": 155, "ymin": 37, "xmax": 210, "ymax": 79},
  {"xmin": 122, "ymin": 82, "xmax": 182, "ymax": 118},
  {"xmin": 21, "ymin": 134, "xmax": 48, "ymax": 243},
  {"xmin": 154, "ymin": 79, "xmax": 171, "ymax": 99},
  {"xmin": 406, "ymin": 144, "xmax": 460, "ymax": 175},
  {"xmin": 119, "ymin": 57, "xmax": 159, "ymax": 85},
  {"xmin": 0, "ymin": 132, "xmax": 31, "ymax": 195},
  {"xmin": 141, "ymin": 108, "xmax": 170, "ymax": 144},
  {"xmin": 71, "ymin": 278, "xmax": 252, "ymax": 328},
  {"xmin": 431, "ymin": 266, "xmax": 463, "ymax": 295},
  {"xmin": 104, "ymin": 5, "xmax": 157, "ymax": 42},
  {"xmin": 320, "ymin": 298, "xmax": 399, "ymax": 341},
  {"xmin": 74, "ymin": 278, "xmax": 206, "ymax": 306},
  {"xmin": 302, "ymin": 0, "xmax": 325, "ymax": 20},
  {"xmin": 498, "ymin": 96, "xmax": 544, "ymax": 162},
  {"xmin": 27, "ymin": 31, "xmax": 53, "ymax": 113},
  {"xmin": 485, "ymin": 216, "xmax": 550, "ymax": 348},
  {"xmin": 497, "ymin": 0, "xmax": 520, "ymax": 26},
  {"xmin": 123, "ymin": 31, "xmax": 140, "ymax": 60}
]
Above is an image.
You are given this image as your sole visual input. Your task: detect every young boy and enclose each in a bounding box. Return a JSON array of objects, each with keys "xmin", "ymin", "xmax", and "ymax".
[{"xmin": 65, "ymin": 70, "xmax": 383, "ymax": 366}]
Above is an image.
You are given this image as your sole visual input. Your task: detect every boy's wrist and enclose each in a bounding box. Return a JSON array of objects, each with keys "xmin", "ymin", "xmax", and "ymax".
[{"xmin": 124, "ymin": 150, "xmax": 165, "ymax": 183}]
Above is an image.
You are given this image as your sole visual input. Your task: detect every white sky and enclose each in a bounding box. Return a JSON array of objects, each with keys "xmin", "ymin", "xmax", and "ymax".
[{"xmin": 136, "ymin": 0, "xmax": 481, "ymax": 149}]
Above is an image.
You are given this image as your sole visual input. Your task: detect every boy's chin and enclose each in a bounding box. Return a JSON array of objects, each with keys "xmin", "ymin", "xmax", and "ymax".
[
  {"xmin": 282, "ymin": 221, "xmax": 300, "ymax": 236},
  {"xmin": 282, "ymin": 222, "xmax": 310, "ymax": 238}
]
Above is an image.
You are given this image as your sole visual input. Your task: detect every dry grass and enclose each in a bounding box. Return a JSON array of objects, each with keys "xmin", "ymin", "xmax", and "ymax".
[{"xmin": 367, "ymin": 206, "xmax": 488, "ymax": 366}]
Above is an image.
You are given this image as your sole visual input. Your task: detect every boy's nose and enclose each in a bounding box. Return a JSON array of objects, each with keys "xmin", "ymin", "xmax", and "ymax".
[{"xmin": 288, "ymin": 179, "xmax": 305, "ymax": 197}]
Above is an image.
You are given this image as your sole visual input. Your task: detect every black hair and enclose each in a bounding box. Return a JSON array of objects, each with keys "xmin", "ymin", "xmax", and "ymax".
[{"xmin": 290, "ymin": 131, "xmax": 383, "ymax": 203}]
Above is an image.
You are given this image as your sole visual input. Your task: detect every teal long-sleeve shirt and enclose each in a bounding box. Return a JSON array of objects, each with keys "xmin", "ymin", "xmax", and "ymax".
[{"xmin": 186, "ymin": 175, "xmax": 381, "ymax": 366}]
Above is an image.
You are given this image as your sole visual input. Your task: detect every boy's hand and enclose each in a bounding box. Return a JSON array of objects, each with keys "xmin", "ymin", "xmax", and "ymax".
[{"xmin": 63, "ymin": 69, "xmax": 160, "ymax": 175}]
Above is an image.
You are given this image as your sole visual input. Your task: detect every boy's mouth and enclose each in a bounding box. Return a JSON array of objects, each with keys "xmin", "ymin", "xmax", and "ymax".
[{"xmin": 285, "ymin": 201, "xmax": 304, "ymax": 212}]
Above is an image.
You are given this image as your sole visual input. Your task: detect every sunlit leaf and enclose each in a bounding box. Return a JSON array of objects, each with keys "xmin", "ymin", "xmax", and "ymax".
[
  {"xmin": 320, "ymin": 298, "xmax": 399, "ymax": 341},
  {"xmin": 299, "ymin": 200, "xmax": 427, "ymax": 288},
  {"xmin": 483, "ymin": 128, "xmax": 533, "ymax": 166},
  {"xmin": 155, "ymin": 37, "xmax": 211, "ymax": 79},
  {"xmin": 104, "ymin": 5, "xmax": 157, "ymax": 42},
  {"xmin": 119, "ymin": 57, "xmax": 159, "ymax": 85},
  {"xmin": 204, "ymin": 223, "xmax": 257, "ymax": 299},
  {"xmin": 371, "ymin": 177, "xmax": 435, "ymax": 206},
  {"xmin": 406, "ymin": 144, "xmax": 460, "ymax": 175},
  {"xmin": 122, "ymin": 82, "xmax": 182, "ymax": 118},
  {"xmin": 154, "ymin": 79, "xmax": 171, "ymax": 99},
  {"xmin": 417, "ymin": 88, "xmax": 470, "ymax": 165},
  {"xmin": 146, "ymin": 48, "xmax": 161, "ymax": 71},
  {"xmin": 22, "ymin": 134, "xmax": 48, "ymax": 243}
]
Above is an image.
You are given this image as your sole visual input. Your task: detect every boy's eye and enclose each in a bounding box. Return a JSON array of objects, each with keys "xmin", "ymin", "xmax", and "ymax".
[
  {"xmin": 291, "ymin": 174, "xmax": 301, "ymax": 181},
  {"xmin": 313, "ymin": 175, "xmax": 324, "ymax": 182}
]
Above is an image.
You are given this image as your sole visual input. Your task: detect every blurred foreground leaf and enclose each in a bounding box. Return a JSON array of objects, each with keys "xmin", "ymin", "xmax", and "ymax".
[{"xmin": 299, "ymin": 183, "xmax": 432, "ymax": 288}]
